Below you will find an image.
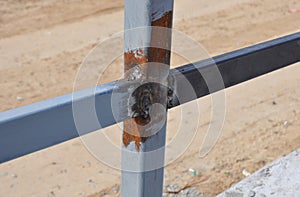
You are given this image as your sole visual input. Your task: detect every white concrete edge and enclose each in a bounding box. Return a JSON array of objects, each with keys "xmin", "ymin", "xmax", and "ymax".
[{"xmin": 217, "ymin": 148, "xmax": 300, "ymax": 197}]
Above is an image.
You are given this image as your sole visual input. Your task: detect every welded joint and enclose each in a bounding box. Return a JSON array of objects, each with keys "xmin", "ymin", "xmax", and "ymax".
[
  {"xmin": 128, "ymin": 74, "xmax": 179, "ymax": 120},
  {"xmin": 131, "ymin": 83, "xmax": 154, "ymax": 120},
  {"xmin": 167, "ymin": 73, "xmax": 179, "ymax": 108}
]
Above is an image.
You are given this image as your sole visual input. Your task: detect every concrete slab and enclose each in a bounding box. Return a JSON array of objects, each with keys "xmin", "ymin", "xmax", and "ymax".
[{"xmin": 217, "ymin": 149, "xmax": 300, "ymax": 197}]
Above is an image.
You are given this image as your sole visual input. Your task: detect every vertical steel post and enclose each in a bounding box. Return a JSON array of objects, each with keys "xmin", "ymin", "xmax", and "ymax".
[{"xmin": 121, "ymin": 0, "xmax": 174, "ymax": 197}]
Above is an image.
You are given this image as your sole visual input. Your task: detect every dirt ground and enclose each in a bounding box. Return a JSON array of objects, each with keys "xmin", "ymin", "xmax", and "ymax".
[{"xmin": 0, "ymin": 0, "xmax": 300, "ymax": 196}]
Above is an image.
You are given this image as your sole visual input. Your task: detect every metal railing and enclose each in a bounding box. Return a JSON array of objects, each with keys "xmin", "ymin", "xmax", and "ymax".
[
  {"xmin": 1, "ymin": 32, "xmax": 299, "ymax": 163},
  {"xmin": 0, "ymin": 0, "xmax": 300, "ymax": 196}
]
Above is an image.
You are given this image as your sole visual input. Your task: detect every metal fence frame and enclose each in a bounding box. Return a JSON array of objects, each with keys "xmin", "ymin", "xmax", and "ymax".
[
  {"xmin": 0, "ymin": 2, "xmax": 299, "ymax": 196},
  {"xmin": 1, "ymin": 32, "xmax": 299, "ymax": 163}
]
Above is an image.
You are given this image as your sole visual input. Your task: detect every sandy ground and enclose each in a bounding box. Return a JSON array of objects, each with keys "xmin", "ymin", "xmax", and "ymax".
[{"xmin": 0, "ymin": 0, "xmax": 300, "ymax": 196}]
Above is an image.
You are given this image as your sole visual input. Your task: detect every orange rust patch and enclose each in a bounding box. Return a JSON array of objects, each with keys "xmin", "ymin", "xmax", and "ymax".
[
  {"xmin": 123, "ymin": 11, "xmax": 173, "ymax": 151},
  {"xmin": 124, "ymin": 49, "xmax": 148, "ymax": 71},
  {"xmin": 123, "ymin": 119, "xmax": 149, "ymax": 151},
  {"xmin": 151, "ymin": 11, "xmax": 173, "ymax": 28},
  {"xmin": 149, "ymin": 11, "xmax": 173, "ymax": 64},
  {"xmin": 123, "ymin": 49, "xmax": 148, "ymax": 151}
]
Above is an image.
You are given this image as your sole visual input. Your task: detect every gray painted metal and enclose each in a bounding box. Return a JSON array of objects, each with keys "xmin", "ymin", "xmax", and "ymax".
[
  {"xmin": 0, "ymin": 32, "xmax": 299, "ymax": 163},
  {"xmin": 0, "ymin": 81, "xmax": 130, "ymax": 163},
  {"xmin": 121, "ymin": 0, "xmax": 174, "ymax": 197},
  {"xmin": 172, "ymin": 32, "xmax": 300, "ymax": 106}
]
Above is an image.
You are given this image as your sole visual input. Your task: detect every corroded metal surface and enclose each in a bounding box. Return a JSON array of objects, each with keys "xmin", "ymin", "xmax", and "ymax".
[
  {"xmin": 122, "ymin": 0, "xmax": 174, "ymax": 197},
  {"xmin": 123, "ymin": 7, "xmax": 173, "ymax": 152}
]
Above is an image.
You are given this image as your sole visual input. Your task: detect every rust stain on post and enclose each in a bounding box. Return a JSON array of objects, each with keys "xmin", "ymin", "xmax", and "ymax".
[
  {"xmin": 124, "ymin": 49, "xmax": 148, "ymax": 72},
  {"xmin": 123, "ymin": 49, "xmax": 148, "ymax": 151},
  {"xmin": 149, "ymin": 11, "xmax": 173, "ymax": 64},
  {"xmin": 123, "ymin": 11, "xmax": 173, "ymax": 151}
]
